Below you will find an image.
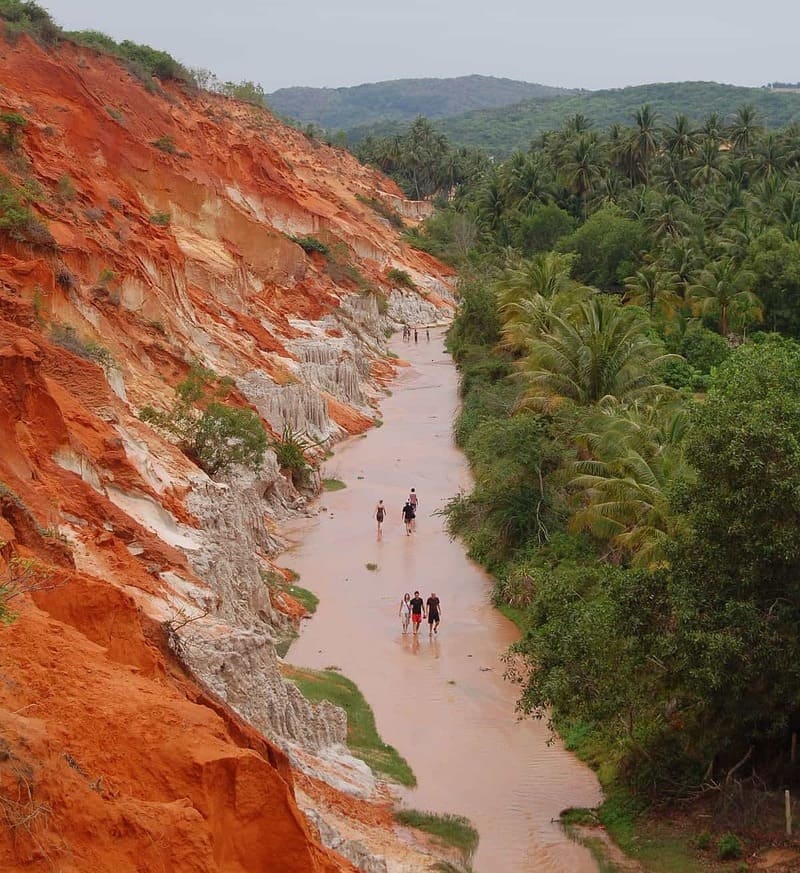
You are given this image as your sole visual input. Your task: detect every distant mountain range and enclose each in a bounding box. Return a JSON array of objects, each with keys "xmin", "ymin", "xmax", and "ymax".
[
  {"xmin": 268, "ymin": 76, "xmax": 800, "ymax": 158},
  {"xmin": 431, "ymin": 81, "xmax": 800, "ymax": 155},
  {"xmin": 266, "ymin": 74, "xmax": 576, "ymax": 130}
]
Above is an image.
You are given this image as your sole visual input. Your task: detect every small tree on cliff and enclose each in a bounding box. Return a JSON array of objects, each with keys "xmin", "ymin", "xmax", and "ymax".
[
  {"xmin": 140, "ymin": 366, "xmax": 267, "ymax": 476},
  {"xmin": 0, "ymin": 548, "xmax": 57, "ymax": 626}
]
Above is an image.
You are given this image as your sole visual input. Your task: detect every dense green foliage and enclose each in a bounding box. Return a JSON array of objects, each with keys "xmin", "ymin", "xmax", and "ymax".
[
  {"xmin": 349, "ymin": 82, "xmax": 800, "ymax": 157},
  {"xmin": 66, "ymin": 29, "xmax": 190, "ymax": 82},
  {"xmin": 422, "ymin": 100, "xmax": 800, "ymax": 803},
  {"xmin": 356, "ymin": 117, "xmax": 487, "ymax": 200},
  {"xmin": 267, "ymin": 75, "xmax": 572, "ymax": 130},
  {"xmin": 140, "ymin": 366, "xmax": 267, "ymax": 476}
]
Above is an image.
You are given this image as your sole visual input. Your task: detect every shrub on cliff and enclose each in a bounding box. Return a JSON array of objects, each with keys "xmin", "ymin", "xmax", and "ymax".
[
  {"xmin": 386, "ymin": 267, "xmax": 416, "ymax": 290},
  {"xmin": 67, "ymin": 30, "xmax": 190, "ymax": 83},
  {"xmin": 0, "ymin": 111, "xmax": 26, "ymax": 151},
  {"xmin": 0, "ymin": 0, "xmax": 61, "ymax": 46},
  {"xmin": 290, "ymin": 235, "xmax": 330, "ymax": 256},
  {"xmin": 140, "ymin": 368, "xmax": 267, "ymax": 476},
  {"xmin": 0, "ymin": 175, "xmax": 56, "ymax": 249},
  {"xmin": 270, "ymin": 426, "xmax": 323, "ymax": 486}
]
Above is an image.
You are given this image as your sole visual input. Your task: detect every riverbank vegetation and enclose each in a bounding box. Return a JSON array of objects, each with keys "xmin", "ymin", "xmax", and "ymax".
[
  {"xmin": 379, "ymin": 102, "xmax": 800, "ymax": 860},
  {"xmin": 282, "ymin": 664, "xmax": 416, "ymax": 787},
  {"xmin": 395, "ymin": 809, "xmax": 479, "ymax": 869}
]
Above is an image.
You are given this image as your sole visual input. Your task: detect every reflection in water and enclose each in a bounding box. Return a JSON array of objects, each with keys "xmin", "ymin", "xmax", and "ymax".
[{"xmin": 285, "ymin": 329, "xmax": 601, "ymax": 873}]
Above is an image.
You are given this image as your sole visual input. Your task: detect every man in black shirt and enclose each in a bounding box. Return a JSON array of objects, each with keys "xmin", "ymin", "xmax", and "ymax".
[
  {"xmin": 409, "ymin": 590, "xmax": 425, "ymax": 635},
  {"xmin": 426, "ymin": 592, "xmax": 441, "ymax": 635},
  {"xmin": 402, "ymin": 501, "xmax": 415, "ymax": 535}
]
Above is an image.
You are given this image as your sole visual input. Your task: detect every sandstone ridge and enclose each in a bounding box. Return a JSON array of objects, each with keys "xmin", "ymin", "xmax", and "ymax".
[{"xmin": 0, "ymin": 26, "xmax": 455, "ymax": 873}]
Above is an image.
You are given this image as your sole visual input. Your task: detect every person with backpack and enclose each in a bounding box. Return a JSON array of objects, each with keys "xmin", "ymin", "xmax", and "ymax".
[
  {"xmin": 401, "ymin": 500, "xmax": 415, "ymax": 535},
  {"xmin": 408, "ymin": 488, "xmax": 419, "ymax": 531}
]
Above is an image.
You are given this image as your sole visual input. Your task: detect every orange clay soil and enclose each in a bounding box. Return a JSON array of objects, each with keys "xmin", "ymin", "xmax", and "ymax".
[{"xmin": 0, "ymin": 23, "xmax": 455, "ymax": 873}]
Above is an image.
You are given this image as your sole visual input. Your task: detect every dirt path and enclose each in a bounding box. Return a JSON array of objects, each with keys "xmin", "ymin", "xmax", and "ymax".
[{"xmin": 283, "ymin": 329, "xmax": 602, "ymax": 872}]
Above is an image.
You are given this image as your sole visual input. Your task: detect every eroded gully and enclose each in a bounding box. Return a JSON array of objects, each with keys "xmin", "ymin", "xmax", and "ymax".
[{"xmin": 283, "ymin": 328, "xmax": 602, "ymax": 872}]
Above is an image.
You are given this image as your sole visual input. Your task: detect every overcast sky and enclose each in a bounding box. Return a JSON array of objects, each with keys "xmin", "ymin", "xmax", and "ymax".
[{"xmin": 43, "ymin": 0, "xmax": 800, "ymax": 93}]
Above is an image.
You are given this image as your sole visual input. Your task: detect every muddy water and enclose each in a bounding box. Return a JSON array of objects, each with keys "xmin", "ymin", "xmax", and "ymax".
[{"xmin": 284, "ymin": 330, "xmax": 602, "ymax": 872}]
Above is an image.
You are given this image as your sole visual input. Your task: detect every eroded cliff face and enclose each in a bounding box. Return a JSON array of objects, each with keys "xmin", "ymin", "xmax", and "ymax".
[{"xmin": 0, "ymin": 28, "xmax": 455, "ymax": 873}]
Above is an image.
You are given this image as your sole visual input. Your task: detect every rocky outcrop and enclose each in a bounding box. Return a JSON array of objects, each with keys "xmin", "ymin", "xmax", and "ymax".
[{"xmin": 0, "ymin": 24, "xmax": 455, "ymax": 873}]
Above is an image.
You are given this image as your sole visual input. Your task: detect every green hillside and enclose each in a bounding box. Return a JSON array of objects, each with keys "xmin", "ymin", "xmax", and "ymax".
[
  {"xmin": 266, "ymin": 75, "xmax": 575, "ymax": 130},
  {"xmin": 347, "ymin": 81, "xmax": 800, "ymax": 156}
]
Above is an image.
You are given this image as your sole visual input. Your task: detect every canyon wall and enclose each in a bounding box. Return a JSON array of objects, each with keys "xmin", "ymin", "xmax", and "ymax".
[{"xmin": 0, "ymin": 26, "xmax": 455, "ymax": 872}]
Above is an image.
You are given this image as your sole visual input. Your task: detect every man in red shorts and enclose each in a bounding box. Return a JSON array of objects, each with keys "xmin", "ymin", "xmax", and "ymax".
[{"xmin": 409, "ymin": 590, "xmax": 425, "ymax": 635}]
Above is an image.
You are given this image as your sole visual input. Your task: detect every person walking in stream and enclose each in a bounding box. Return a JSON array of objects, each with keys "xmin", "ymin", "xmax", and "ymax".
[
  {"xmin": 375, "ymin": 499, "xmax": 386, "ymax": 539},
  {"xmin": 399, "ymin": 592, "xmax": 412, "ymax": 634},
  {"xmin": 408, "ymin": 488, "xmax": 419, "ymax": 531},
  {"xmin": 426, "ymin": 592, "xmax": 441, "ymax": 635},
  {"xmin": 409, "ymin": 590, "xmax": 425, "ymax": 635},
  {"xmin": 401, "ymin": 500, "xmax": 415, "ymax": 535}
]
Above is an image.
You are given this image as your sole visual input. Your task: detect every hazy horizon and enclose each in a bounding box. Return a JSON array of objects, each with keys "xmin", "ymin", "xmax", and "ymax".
[{"xmin": 42, "ymin": 0, "xmax": 799, "ymax": 94}]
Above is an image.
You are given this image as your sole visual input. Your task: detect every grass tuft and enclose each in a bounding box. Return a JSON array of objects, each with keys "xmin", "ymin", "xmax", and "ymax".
[
  {"xmin": 395, "ymin": 809, "xmax": 479, "ymax": 863},
  {"xmin": 323, "ymin": 477, "xmax": 346, "ymax": 491}
]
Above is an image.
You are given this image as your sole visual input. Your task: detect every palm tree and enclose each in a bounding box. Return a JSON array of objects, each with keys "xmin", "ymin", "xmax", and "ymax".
[
  {"xmin": 690, "ymin": 257, "xmax": 762, "ymax": 335},
  {"xmin": 633, "ymin": 104, "xmax": 660, "ymax": 165},
  {"xmin": 663, "ymin": 113, "xmax": 700, "ymax": 160},
  {"xmin": 563, "ymin": 112, "xmax": 593, "ymax": 136},
  {"xmin": 570, "ymin": 399, "xmax": 690, "ymax": 567},
  {"xmin": 623, "ymin": 265, "xmax": 682, "ymax": 320},
  {"xmin": 646, "ymin": 193, "xmax": 689, "ymax": 241},
  {"xmin": 701, "ymin": 112, "xmax": 724, "ymax": 145},
  {"xmin": 752, "ymin": 134, "xmax": 786, "ymax": 181},
  {"xmin": 494, "ymin": 251, "xmax": 588, "ymax": 351},
  {"xmin": 729, "ymin": 104, "xmax": 764, "ymax": 154},
  {"xmin": 691, "ymin": 138, "xmax": 725, "ymax": 187},
  {"xmin": 501, "ymin": 153, "xmax": 552, "ymax": 211},
  {"xmin": 562, "ymin": 134, "xmax": 603, "ymax": 210},
  {"xmin": 517, "ymin": 296, "xmax": 678, "ymax": 410}
]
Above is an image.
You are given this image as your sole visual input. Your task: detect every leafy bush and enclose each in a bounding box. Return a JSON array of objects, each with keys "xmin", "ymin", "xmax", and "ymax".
[
  {"xmin": 679, "ymin": 327, "xmax": 730, "ymax": 373},
  {"xmin": 149, "ymin": 211, "xmax": 171, "ymax": 226},
  {"xmin": 0, "ymin": 111, "xmax": 26, "ymax": 151},
  {"xmin": 151, "ymin": 135, "xmax": 177, "ymax": 154},
  {"xmin": 50, "ymin": 324, "xmax": 113, "ymax": 367},
  {"xmin": 386, "ymin": 267, "xmax": 416, "ymax": 290},
  {"xmin": 67, "ymin": 30, "xmax": 189, "ymax": 82},
  {"xmin": 220, "ymin": 80, "xmax": 265, "ymax": 105},
  {"xmin": 717, "ymin": 833, "xmax": 742, "ymax": 860},
  {"xmin": 0, "ymin": 0, "xmax": 60, "ymax": 45},
  {"xmin": 140, "ymin": 369, "xmax": 267, "ymax": 476},
  {"xmin": 55, "ymin": 174, "xmax": 76, "ymax": 202},
  {"xmin": 0, "ymin": 175, "xmax": 55, "ymax": 248},
  {"xmin": 290, "ymin": 235, "xmax": 330, "ymax": 256},
  {"xmin": 270, "ymin": 425, "xmax": 324, "ymax": 485}
]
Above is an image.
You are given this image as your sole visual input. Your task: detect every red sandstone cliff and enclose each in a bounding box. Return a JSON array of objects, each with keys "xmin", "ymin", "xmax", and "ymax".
[{"xmin": 0, "ymin": 25, "xmax": 454, "ymax": 873}]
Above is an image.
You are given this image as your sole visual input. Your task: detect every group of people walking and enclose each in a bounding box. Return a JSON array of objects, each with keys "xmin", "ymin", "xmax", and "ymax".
[
  {"xmin": 401, "ymin": 325, "xmax": 430, "ymax": 343},
  {"xmin": 399, "ymin": 590, "xmax": 441, "ymax": 636},
  {"xmin": 375, "ymin": 488, "xmax": 418, "ymax": 538}
]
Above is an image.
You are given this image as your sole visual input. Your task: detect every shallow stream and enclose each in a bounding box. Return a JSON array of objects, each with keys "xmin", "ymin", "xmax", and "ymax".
[{"xmin": 284, "ymin": 329, "xmax": 602, "ymax": 872}]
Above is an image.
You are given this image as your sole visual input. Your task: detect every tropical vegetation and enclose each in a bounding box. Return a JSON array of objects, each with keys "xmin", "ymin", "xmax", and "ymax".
[{"xmin": 396, "ymin": 100, "xmax": 800, "ymax": 814}]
